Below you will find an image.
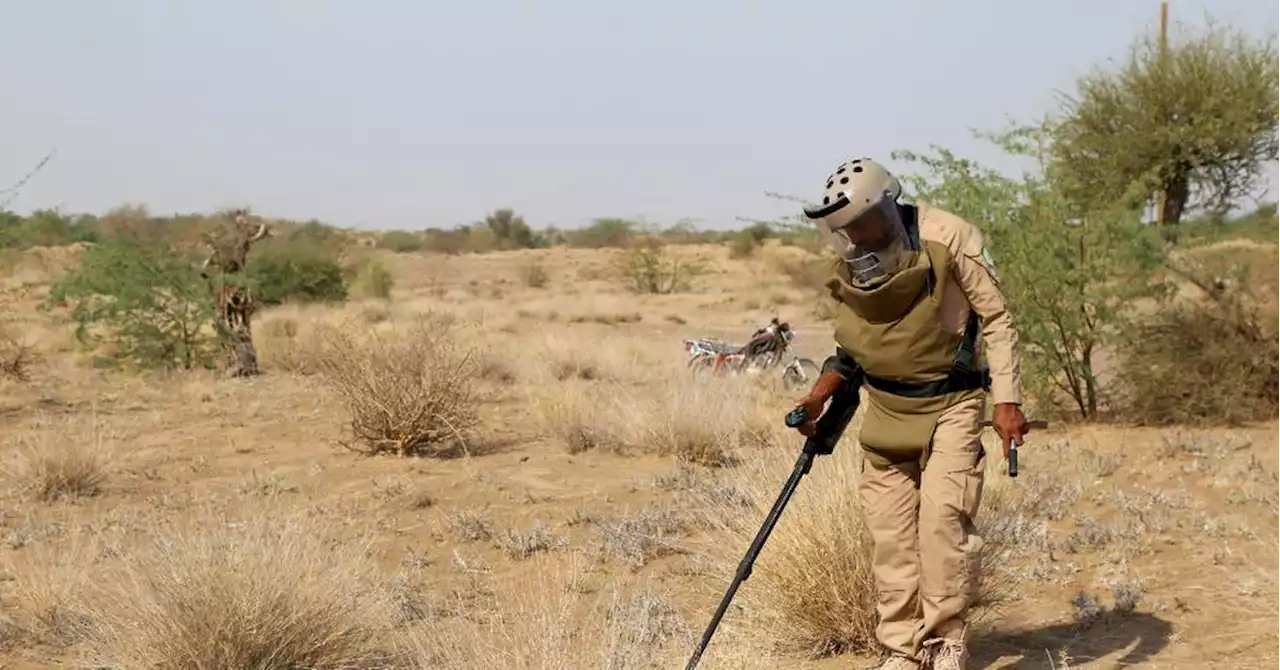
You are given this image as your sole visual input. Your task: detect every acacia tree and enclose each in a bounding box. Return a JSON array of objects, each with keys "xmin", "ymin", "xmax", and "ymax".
[
  {"xmin": 892, "ymin": 122, "xmax": 1169, "ymax": 420},
  {"xmin": 482, "ymin": 208, "xmax": 536, "ymax": 249},
  {"xmin": 1048, "ymin": 18, "xmax": 1278, "ymax": 235}
]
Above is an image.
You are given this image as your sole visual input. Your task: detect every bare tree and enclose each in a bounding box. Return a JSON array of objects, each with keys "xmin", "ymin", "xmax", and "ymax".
[{"xmin": 200, "ymin": 208, "xmax": 269, "ymax": 377}]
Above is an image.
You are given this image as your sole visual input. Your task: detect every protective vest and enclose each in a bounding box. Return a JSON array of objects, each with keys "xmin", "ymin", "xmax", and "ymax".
[{"xmin": 824, "ymin": 236, "xmax": 989, "ymax": 469}]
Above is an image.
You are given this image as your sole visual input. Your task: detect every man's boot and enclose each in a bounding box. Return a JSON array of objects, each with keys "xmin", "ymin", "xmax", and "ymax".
[
  {"xmin": 866, "ymin": 652, "xmax": 921, "ymax": 670},
  {"xmin": 920, "ymin": 636, "xmax": 968, "ymax": 670}
]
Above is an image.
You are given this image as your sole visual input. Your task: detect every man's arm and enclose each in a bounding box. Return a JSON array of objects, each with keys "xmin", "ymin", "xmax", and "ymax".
[
  {"xmin": 951, "ymin": 229, "xmax": 1023, "ymax": 406},
  {"xmin": 821, "ymin": 346, "xmax": 862, "ymax": 381}
]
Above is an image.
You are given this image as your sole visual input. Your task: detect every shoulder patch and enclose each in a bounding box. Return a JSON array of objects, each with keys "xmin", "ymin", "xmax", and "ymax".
[{"xmin": 980, "ymin": 247, "xmax": 1000, "ymax": 282}]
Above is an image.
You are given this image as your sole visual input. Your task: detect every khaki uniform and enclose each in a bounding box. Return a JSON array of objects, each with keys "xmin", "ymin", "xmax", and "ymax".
[{"xmin": 822, "ymin": 203, "xmax": 1022, "ymax": 660}]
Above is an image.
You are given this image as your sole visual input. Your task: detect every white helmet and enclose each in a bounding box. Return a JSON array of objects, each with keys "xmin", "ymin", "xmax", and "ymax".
[{"xmin": 802, "ymin": 157, "xmax": 915, "ymax": 287}]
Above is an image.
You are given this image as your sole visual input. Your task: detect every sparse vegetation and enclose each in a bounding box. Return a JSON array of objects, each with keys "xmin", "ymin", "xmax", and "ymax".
[{"xmin": 0, "ymin": 10, "xmax": 1275, "ymax": 670}]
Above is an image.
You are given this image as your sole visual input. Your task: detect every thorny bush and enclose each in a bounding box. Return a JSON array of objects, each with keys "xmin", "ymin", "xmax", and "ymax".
[{"xmin": 315, "ymin": 314, "xmax": 482, "ymax": 457}]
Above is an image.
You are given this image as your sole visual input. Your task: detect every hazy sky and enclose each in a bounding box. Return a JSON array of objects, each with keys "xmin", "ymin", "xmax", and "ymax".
[{"xmin": 2, "ymin": 0, "xmax": 1276, "ymax": 231}]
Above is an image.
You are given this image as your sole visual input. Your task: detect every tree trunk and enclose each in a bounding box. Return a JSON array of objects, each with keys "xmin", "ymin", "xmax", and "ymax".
[
  {"xmin": 220, "ymin": 315, "xmax": 261, "ymax": 378},
  {"xmin": 1161, "ymin": 169, "xmax": 1192, "ymax": 240}
]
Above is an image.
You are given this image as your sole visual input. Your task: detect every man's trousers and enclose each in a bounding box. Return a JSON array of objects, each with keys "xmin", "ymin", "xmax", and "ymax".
[{"xmin": 858, "ymin": 396, "xmax": 987, "ymax": 659}]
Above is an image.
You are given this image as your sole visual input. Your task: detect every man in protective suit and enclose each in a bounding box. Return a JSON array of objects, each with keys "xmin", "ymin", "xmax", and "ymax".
[{"xmin": 789, "ymin": 158, "xmax": 1029, "ymax": 670}]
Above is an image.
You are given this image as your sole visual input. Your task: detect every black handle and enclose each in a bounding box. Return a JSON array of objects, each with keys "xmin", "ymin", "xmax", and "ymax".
[
  {"xmin": 784, "ymin": 407, "xmax": 809, "ymax": 428},
  {"xmin": 1008, "ymin": 442, "xmax": 1018, "ymax": 477}
]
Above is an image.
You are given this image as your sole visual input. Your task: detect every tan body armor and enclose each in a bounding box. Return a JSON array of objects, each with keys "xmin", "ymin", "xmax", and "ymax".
[{"xmin": 825, "ymin": 237, "xmax": 989, "ymax": 469}]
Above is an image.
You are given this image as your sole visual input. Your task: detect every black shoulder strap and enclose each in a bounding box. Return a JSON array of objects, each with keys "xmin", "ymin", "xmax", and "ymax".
[
  {"xmin": 952, "ymin": 310, "xmax": 982, "ymax": 376},
  {"xmin": 901, "ymin": 204, "xmax": 922, "ymax": 249}
]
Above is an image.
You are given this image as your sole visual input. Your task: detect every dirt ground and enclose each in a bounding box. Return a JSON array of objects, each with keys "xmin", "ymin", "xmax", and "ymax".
[{"xmin": 0, "ymin": 240, "xmax": 1275, "ymax": 669}]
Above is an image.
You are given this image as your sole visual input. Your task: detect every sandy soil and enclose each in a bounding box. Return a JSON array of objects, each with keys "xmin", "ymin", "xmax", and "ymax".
[{"xmin": 0, "ymin": 240, "xmax": 1274, "ymax": 669}]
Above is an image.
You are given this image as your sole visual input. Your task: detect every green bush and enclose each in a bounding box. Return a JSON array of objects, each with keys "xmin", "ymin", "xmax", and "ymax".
[
  {"xmin": 46, "ymin": 234, "xmax": 217, "ymax": 371},
  {"xmin": 352, "ymin": 258, "xmax": 394, "ymax": 300},
  {"xmin": 246, "ymin": 244, "xmax": 348, "ymax": 306},
  {"xmin": 377, "ymin": 230, "xmax": 424, "ymax": 253}
]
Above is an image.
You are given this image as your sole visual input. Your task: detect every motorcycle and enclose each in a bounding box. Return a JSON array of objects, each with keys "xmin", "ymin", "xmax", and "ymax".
[{"xmin": 682, "ymin": 320, "xmax": 820, "ymax": 390}]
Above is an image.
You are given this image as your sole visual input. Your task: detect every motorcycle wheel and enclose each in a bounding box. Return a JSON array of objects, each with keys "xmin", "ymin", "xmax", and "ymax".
[
  {"xmin": 688, "ymin": 354, "xmax": 718, "ymax": 376},
  {"xmin": 781, "ymin": 357, "xmax": 820, "ymax": 389}
]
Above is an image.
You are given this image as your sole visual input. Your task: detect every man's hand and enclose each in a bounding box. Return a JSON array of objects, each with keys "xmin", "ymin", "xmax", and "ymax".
[
  {"xmin": 790, "ymin": 370, "xmax": 847, "ymax": 437},
  {"xmin": 992, "ymin": 402, "xmax": 1028, "ymax": 459},
  {"xmin": 791, "ymin": 393, "xmax": 828, "ymax": 437}
]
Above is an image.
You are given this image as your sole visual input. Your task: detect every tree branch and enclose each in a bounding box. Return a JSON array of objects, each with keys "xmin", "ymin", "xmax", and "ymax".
[{"xmin": 0, "ymin": 149, "xmax": 57, "ymax": 209}]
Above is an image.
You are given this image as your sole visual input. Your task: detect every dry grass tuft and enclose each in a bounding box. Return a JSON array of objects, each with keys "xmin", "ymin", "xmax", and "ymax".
[
  {"xmin": 533, "ymin": 382, "xmax": 622, "ymax": 454},
  {"xmin": 494, "ymin": 520, "xmax": 568, "ymax": 560},
  {"xmin": 256, "ymin": 314, "xmax": 330, "ymax": 375},
  {"xmin": 79, "ymin": 510, "xmax": 410, "ymax": 670},
  {"xmin": 4, "ymin": 537, "xmax": 97, "ymax": 647},
  {"xmin": 694, "ymin": 437, "xmax": 1026, "ymax": 659},
  {"xmin": 314, "ymin": 314, "xmax": 483, "ymax": 457},
  {"xmin": 612, "ymin": 376, "xmax": 770, "ymax": 466},
  {"xmin": 414, "ymin": 553, "xmax": 779, "ymax": 669},
  {"xmin": 7, "ymin": 418, "xmax": 111, "ymax": 502},
  {"xmin": 535, "ymin": 373, "xmax": 772, "ymax": 466},
  {"xmin": 593, "ymin": 505, "xmax": 692, "ymax": 569}
]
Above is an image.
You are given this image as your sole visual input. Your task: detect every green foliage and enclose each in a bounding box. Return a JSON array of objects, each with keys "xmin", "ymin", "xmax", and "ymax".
[
  {"xmin": 569, "ymin": 218, "xmax": 635, "ymax": 248},
  {"xmin": 482, "ymin": 208, "xmax": 538, "ymax": 250},
  {"xmin": 616, "ymin": 231, "xmax": 700, "ymax": 294},
  {"xmin": 1048, "ymin": 18, "xmax": 1279, "ymax": 229},
  {"xmin": 46, "ymin": 235, "xmax": 217, "ymax": 371},
  {"xmin": 246, "ymin": 243, "xmax": 348, "ymax": 305},
  {"xmin": 352, "ymin": 257, "xmax": 395, "ymax": 300},
  {"xmin": 893, "ymin": 123, "xmax": 1171, "ymax": 420},
  {"xmin": 726, "ymin": 221, "xmax": 776, "ymax": 258},
  {"xmin": 376, "ymin": 230, "xmax": 424, "ymax": 253},
  {"xmin": 285, "ymin": 219, "xmax": 345, "ymax": 251},
  {"xmin": 0, "ymin": 209, "xmax": 99, "ymax": 249}
]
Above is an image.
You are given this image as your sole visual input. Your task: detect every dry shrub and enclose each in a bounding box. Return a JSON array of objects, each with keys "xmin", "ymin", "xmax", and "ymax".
[
  {"xmin": 0, "ymin": 326, "xmax": 39, "ymax": 382},
  {"xmin": 315, "ymin": 315, "xmax": 482, "ymax": 457},
  {"xmin": 7, "ymin": 417, "xmax": 111, "ymax": 502},
  {"xmin": 79, "ymin": 511, "xmax": 410, "ymax": 669},
  {"xmin": 1116, "ymin": 259, "xmax": 1279, "ymax": 425},
  {"xmin": 693, "ymin": 436, "xmax": 1024, "ymax": 659}
]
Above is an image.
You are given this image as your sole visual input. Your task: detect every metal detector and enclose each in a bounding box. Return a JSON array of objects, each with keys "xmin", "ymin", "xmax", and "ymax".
[{"xmin": 682, "ymin": 381, "xmax": 861, "ymax": 670}]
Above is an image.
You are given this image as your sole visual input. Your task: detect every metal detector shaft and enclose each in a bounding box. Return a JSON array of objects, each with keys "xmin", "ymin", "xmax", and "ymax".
[
  {"xmin": 682, "ymin": 448, "xmax": 815, "ymax": 670},
  {"xmin": 684, "ymin": 380, "xmax": 862, "ymax": 670}
]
